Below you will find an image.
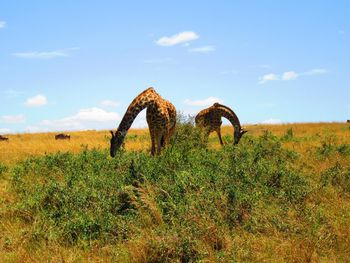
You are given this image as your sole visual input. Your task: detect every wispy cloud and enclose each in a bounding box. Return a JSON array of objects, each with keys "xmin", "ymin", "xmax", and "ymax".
[
  {"xmin": 13, "ymin": 47, "xmax": 79, "ymax": 59},
  {"xmin": 25, "ymin": 94, "xmax": 48, "ymax": 107},
  {"xmin": 184, "ymin": 97, "xmax": 223, "ymax": 107},
  {"xmin": 0, "ymin": 128, "xmax": 11, "ymax": 134},
  {"xmin": 41, "ymin": 107, "xmax": 120, "ymax": 131},
  {"xmin": 23, "ymin": 126, "xmax": 43, "ymax": 133},
  {"xmin": 0, "ymin": 21, "xmax": 6, "ymax": 28},
  {"xmin": 259, "ymin": 73, "xmax": 278, "ymax": 84},
  {"xmin": 189, "ymin": 45, "xmax": 215, "ymax": 53},
  {"xmin": 259, "ymin": 68, "xmax": 327, "ymax": 84},
  {"xmin": 3, "ymin": 89, "xmax": 25, "ymax": 98},
  {"xmin": 100, "ymin": 100, "xmax": 119, "ymax": 108},
  {"xmin": 156, "ymin": 31, "xmax": 199, "ymax": 46},
  {"xmin": 282, "ymin": 71, "xmax": 298, "ymax": 80},
  {"xmin": 302, "ymin": 68, "xmax": 328, "ymax": 76},
  {"xmin": 1, "ymin": 114, "xmax": 26, "ymax": 124},
  {"xmin": 262, "ymin": 118, "xmax": 282, "ymax": 124},
  {"xmin": 219, "ymin": 69, "xmax": 238, "ymax": 75}
]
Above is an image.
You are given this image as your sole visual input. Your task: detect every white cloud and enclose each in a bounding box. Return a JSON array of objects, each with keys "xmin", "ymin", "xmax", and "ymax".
[
  {"xmin": 220, "ymin": 70, "xmax": 238, "ymax": 75},
  {"xmin": 156, "ymin": 31, "xmax": 199, "ymax": 46},
  {"xmin": 259, "ymin": 73, "xmax": 279, "ymax": 84},
  {"xmin": 1, "ymin": 114, "xmax": 26, "ymax": 124},
  {"xmin": 23, "ymin": 126, "xmax": 45, "ymax": 133},
  {"xmin": 25, "ymin": 94, "xmax": 47, "ymax": 107},
  {"xmin": 13, "ymin": 47, "xmax": 79, "ymax": 59},
  {"xmin": 184, "ymin": 97, "xmax": 224, "ymax": 107},
  {"xmin": 262, "ymin": 118, "xmax": 282, "ymax": 124},
  {"xmin": 259, "ymin": 68, "xmax": 328, "ymax": 84},
  {"xmin": 100, "ymin": 100, "xmax": 119, "ymax": 107},
  {"xmin": 41, "ymin": 107, "xmax": 120, "ymax": 131},
  {"xmin": 282, "ymin": 71, "xmax": 298, "ymax": 80},
  {"xmin": 302, "ymin": 68, "xmax": 328, "ymax": 76},
  {"xmin": 219, "ymin": 69, "xmax": 238, "ymax": 75},
  {"xmin": 189, "ymin": 45, "xmax": 215, "ymax": 53},
  {"xmin": 0, "ymin": 21, "xmax": 6, "ymax": 28},
  {"xmin": 0, "ymin": 128, "xmax": 11, "ymax": 134}
]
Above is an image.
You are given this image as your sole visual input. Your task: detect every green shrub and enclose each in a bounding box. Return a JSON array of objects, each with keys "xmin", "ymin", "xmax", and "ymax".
[
  {"xmin": 0, "ymin": 163, "xmax": 7, "ymax": 176},
  {"xmin": 320, "ymin": 163, "xmax": 350, "ymax": 193},
  {"xmin": 9, "ymin": 123, "xmax": 311, "ymax": 255},
  {"xmin": 282, "ymin": 128, "xmax": 294, "ymax": 141}
]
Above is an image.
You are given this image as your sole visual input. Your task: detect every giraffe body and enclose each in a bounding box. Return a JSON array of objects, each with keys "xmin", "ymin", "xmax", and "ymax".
[
  {"xmin": 110, "ymin": 87, "xmax": 176, "ymax": 156},
  {"xmin": 195, "ymin": 103, "xmax": 247, "ymax": 145}
]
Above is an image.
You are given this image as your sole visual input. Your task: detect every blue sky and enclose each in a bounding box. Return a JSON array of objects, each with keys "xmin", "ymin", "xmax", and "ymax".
[{"xmin": 0, "ymin": 1, "xmax": 349, "ymax": 133}]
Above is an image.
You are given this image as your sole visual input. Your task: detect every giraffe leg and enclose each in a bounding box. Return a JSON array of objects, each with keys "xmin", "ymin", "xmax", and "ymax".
[
  {"xmin": 216, "ymin": 129, "xmax": 224, "ymax": 146},
  {"xmin": 155, "ymin": 132, "xmax": 163, "ymax": 155},
  {"xmin": 149, "ymin": 128, "xmax": 156, "ymax": 156}
]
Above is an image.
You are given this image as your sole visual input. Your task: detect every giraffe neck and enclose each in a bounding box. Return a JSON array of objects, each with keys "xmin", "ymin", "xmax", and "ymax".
[
  {"xmin": 214, "ymin": 103, "xmax": 242, "ymax": 130},
  {"xmin": 117, "ymin": 87, "xmax": 159, "ymax": 134}
]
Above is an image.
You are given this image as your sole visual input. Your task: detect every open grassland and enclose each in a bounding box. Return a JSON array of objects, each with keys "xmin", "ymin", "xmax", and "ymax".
[
  {"xmin": 0, "ymin": 122, "xmax": 348, "ymax": 165},
  {"xmin": 0, "ymin": 122, "xmax": 350, "ymax": 262}
]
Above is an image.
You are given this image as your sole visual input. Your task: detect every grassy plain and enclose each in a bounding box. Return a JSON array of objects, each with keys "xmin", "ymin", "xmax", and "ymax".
[{"xmin": 0, "ymin": 122, "xmax": 349, "ymax": 262}]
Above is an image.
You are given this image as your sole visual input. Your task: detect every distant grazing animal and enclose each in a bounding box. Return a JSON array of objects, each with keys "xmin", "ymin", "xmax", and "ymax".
[
  {"xmin": 195, "ymin": 102, "xmax": 247, "ymax": 145},
  {"xmin": 110, "ymin": 87, "xmax": 176, "ymax": 157},
  {"xmin": 55, "ymin": 133, "xmax": 70, "ymax": 140},
  {"xmin": 0, "ymin": 135, "xmax": 9, "ymax": 141}
]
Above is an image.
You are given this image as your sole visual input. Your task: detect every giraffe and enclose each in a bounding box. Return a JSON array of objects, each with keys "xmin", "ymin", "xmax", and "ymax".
[
  {"xmin": 110, "ymin": 87, "xmax": 176, "ymax": 157},
  {"xmin": 195, "ymin": 102, "xmax": 247, "ymax": 145}
]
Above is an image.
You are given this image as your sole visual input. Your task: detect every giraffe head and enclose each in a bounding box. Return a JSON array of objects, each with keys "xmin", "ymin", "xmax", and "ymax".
[
  {"xmin": 234, "ymin": 127, "xmax": 248, "ymax": 144},
  {"xmin": 110, "ymin": 130, "xmax": 125, "ymax": 157}
]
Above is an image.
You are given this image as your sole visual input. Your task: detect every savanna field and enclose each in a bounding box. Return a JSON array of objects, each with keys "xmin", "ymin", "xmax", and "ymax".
[{"xmin": 0, "ymin": 121, "xmax": 350, "ymax": 262}]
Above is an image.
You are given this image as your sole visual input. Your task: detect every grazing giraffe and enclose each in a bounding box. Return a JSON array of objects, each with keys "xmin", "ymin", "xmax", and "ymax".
[
  {"xmin": 195, "ymin": 102, "xmax": 247, "ymax": 145},
  {"xmin": 55, "ymin": 133, "xmax": 71, "ymax": 140},
  {"xmin": 110, "ymin": 87, "xmax": 176, "ymax": 156}
]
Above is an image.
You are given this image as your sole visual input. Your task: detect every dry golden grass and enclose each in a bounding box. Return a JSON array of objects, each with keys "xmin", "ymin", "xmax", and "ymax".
[{"xmin": 1, "ymin": 122, "xmax": 348, "ymax": 165}]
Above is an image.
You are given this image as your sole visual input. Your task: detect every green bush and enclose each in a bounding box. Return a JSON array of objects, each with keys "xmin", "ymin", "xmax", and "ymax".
[
  {"xmin": 320, "ymin": 163, "xmax": 350, "ymax": 193},
  {"xmin": 0, "ymin": 163, "xmax": 7, "ymax": 176},
  {"xmin": 9, "ymin": 121, "xmax": 312, "ymax": 260}
]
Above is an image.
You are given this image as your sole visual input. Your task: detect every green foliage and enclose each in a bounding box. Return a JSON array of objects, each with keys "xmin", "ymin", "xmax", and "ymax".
[
  {"xmin": 317, "ymin": 135, "xmax": 337, "ymax": 156},
  {"xmin": 337, "ymin": 143, "xmax": 350, "ymax": 156},
  {"xmin": 0, "ymin": 162, "xmax": 7, "ymax": 176},
  {"xmin": 9, "ymin": 122, "xmax": 314, "ymax": 260},
  {"xmin": 316, "ymin": 135, "xmax": 350, "ymax": 157},
  {"xmin": 320, "ymin": 163, "xmax": 350, "ymax": 193},
  {"xmin": 282, "ymin": 128, "xmax": 294, "ymax": 141}
]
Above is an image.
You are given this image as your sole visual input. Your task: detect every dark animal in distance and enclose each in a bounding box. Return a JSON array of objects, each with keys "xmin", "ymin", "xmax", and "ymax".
[
  {"xmin": 0, "ymin": 135, "xmax": 9, "ymax": 141},
  {"xmin": 55, "ymin": 133, "xmax": 71, "ymax": 140}
]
